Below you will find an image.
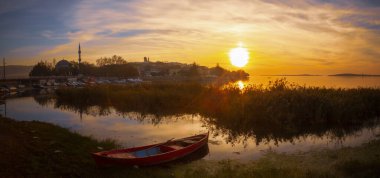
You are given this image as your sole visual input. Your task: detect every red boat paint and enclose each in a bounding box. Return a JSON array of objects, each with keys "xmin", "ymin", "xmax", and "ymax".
[{"xmin": 92, "ymin": 132, "xmax": 209, "ymax": 166}]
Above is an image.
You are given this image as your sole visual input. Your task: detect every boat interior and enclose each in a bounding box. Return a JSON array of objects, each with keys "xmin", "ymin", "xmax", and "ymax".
[{"xmin": 106, "ymin": 134, "xmax": 206, "ymax": 158}]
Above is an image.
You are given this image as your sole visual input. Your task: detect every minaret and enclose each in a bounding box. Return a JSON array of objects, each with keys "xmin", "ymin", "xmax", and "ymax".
[
  {"xmin": 78, "ymin": 43, "xmax": 81, "ymax": 75},
  {"xmin": 78, "ymin": 43, "xmax": 81, "ymax": 64}
]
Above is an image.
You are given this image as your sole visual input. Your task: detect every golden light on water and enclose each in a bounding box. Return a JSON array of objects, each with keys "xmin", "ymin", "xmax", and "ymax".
[
  {"xmin": 229, "ymin": 43, "xmax": 249, "ymax": 68},
  {"xmin": 237, "ymin": 80, "xmax": 245, "ymax": 90}
]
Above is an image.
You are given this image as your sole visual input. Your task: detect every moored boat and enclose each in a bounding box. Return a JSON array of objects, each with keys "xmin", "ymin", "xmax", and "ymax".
[
  {"xmin": 32, "ymin": 84, "xmax": 46, "ymax": 89},
  {"xmin": 92, "ymin": 132, "xmax": 209, "ymax": 166}
]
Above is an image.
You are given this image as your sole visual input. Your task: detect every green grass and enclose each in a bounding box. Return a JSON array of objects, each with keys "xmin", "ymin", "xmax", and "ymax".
[
  {"xmin": 54, "ymin": 79, "xmax": 380, "ymax": 144},
  {"xmin": 1, "ymin": 117, "xmax": 380, "ymax": 177},
  {"xmin": 0, "ymin": 117, "xmax": 117, "ymax": 177}
]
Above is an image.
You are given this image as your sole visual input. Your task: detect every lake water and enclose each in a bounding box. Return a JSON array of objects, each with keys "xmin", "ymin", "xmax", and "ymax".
[
  {"xmin": 3, "ymin": 89, "xmax": 380, "ymax": 161},
  {"xmin": 242, "ymin": 76, "xmax": 380, "ymax": 88}
]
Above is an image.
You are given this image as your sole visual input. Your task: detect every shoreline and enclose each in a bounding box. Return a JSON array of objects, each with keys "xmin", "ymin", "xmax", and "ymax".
[{"xmin": 1, "ymin": 116, "xmax": 379, "ymax": 177}]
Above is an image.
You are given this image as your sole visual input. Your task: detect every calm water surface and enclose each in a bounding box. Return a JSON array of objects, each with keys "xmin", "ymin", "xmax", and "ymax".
[
  {"xmin": 4, "ymin": 93, "xmax": 380, "ymax": 161},
  {"xmin": 244, "ymin": 76, "xmax": 380, "ymax": 88}
]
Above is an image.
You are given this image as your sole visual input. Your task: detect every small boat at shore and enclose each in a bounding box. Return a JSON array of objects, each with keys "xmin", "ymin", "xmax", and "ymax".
[{"xmin": 92, "ymin": 132, "xmax": 209, "ymax": 166}]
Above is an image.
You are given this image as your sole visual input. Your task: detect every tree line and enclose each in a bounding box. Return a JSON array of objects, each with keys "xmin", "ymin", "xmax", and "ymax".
[{"xmin": 29, "ymin": 55, "xmax": 139, "ymax": 78}]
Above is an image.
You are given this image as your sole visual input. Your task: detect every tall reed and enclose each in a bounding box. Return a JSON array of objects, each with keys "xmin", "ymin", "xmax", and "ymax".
[{"xmin": 55, "ymin": 79, "xmax": 380, "ymax": 144}]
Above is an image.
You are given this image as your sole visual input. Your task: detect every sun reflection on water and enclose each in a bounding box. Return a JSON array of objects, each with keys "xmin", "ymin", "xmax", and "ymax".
[
  {"xmin": 237, "ymin": 80, "xmax": 245, "ymax": 90},
  {"xmin": 220, "ymin": 80, "xmax": 247, "ymax": 91}
]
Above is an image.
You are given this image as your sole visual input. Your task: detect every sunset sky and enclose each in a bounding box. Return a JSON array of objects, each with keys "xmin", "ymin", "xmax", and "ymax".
[{"xmin": 0, "ymin": 0, "xmax": 379, "ymax": 75}]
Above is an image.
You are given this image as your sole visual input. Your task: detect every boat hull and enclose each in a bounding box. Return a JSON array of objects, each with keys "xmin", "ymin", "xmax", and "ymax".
[{"xmin": 92, "ymin": 133, "xmax": 209, "ymax": 166}]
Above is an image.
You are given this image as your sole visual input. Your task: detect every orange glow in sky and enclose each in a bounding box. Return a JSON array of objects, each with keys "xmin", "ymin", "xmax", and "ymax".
[{"xmin": 1, "ymin": 0, "xmax": 380, "ymax": 75}]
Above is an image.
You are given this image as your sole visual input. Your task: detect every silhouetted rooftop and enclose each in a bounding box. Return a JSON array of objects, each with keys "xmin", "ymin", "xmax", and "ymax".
[{"xmin": 55, "ymin": 60, "xmax": 71, "ymax": 69}]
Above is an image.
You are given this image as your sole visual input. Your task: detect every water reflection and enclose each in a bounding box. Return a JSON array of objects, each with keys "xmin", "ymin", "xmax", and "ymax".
[
  {"xmin": 204, "ymin": 115, "xmax": 380, "ymax": 146},
  {"xmin": 3, "ymin": 94, "xmax": 380, "ymax": 160},
  {"xmin": 166, "ymin": 144, "xmax": 209, "ymax": 165},
  {"xmin": 37, "ymin": 93, "xmax": 380, "ymax": 145},
  {"xmin": 226, "ymin": 76, "xmax": 380, "ymax": 91},
  {"xmin": 247, "ymin": 76, "xmax": 380, "ymax": 88},
  {"xmin": 237, "ymin": 81, "xmax": 245, "ymax": 90}
]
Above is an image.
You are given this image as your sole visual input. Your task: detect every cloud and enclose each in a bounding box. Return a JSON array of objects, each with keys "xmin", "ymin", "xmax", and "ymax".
[
  {"xmin": 338, "ymin": 14, "xmax": 380, "ymax": 31},
  {"xmin": 0, "ymin": 0, "xmax": 76, "ymax": 63},
  {"xmin": 1, "ymin": 0, "xmax": 379, "ymax": 74},
  {"xmin": 37, "ymin": 0, "xmax": 380, "ymax": 73}
]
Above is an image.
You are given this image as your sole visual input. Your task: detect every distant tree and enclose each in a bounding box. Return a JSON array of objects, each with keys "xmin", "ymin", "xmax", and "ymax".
[
  {"xmin": 150, "ymin": 69, "xmax": 169, "ymax": 76},
  {"xmin": 179, "ymin": 62, "xmax": 200, "ymax": 77},
  {"xmin": 29, "ymin": 61, "xmax": 54, "ymax": 76},
  {"xmin": 188, "ymin": 62, "xmax": 200, "ymax": 77},
  {"xmin": 69, "ymin": 61, "xmax": 80, "ymax": 75},
  {"xmin": 79, "ymin": 62, "xmax": 97, "ymax": 76},
  {"xmin": 96, "ymin": 55, "xmax": 127, "ymax": 66},
  {"xmin": 211, "ymin": 63, "xmax": 227, "ymax": 76},
  {"xmin": 98, "ymin": 64, "xmax": 139, "ymax": 78},
  {"xmin": 231, "ymin": 70, "xmax": 249, "ymax": 79}
]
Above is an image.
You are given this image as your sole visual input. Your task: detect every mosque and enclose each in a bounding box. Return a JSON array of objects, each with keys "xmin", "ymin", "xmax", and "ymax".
[{"xmin": 55, "ymin": 43, "xmax": 82, "ymax": 75}]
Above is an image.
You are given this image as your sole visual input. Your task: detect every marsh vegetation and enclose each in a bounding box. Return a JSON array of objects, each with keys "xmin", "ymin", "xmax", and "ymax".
[{"xmin": 52, "ymin": 79, "xmax": 380, "ymax": 144}]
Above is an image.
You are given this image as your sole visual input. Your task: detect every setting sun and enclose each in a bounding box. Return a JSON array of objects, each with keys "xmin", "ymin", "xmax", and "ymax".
[
  {"xmin": 229, "ymin": 44, "xmax": 249, "ymax": 67},
  {"xmin": 1, "ymin": 1, "xmax": 380, "ymax": 176}
]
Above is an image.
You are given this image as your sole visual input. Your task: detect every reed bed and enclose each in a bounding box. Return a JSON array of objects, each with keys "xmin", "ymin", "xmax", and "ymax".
[{"xmin": 55, "ymin": 79, "xmax": 380, "ymax": 143}]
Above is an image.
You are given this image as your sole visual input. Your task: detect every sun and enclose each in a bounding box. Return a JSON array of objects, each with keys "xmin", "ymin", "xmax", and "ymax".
[{"xmin": 229, "ymin": 43, "xmax": 249, "ymax": 67}]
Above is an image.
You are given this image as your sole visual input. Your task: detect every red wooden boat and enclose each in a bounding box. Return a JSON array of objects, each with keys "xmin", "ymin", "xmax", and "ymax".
[{"xmin": 92, "ymin": 132, "xmax": 209, "ymax": 166}]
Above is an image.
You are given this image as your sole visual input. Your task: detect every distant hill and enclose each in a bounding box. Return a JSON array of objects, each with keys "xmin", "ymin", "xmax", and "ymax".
[
  {"xmin": 329, "ymin": 73, "xmax": 380, "ymax": 77},
  {"xmin": 261, "ymin": 74, "xmax": 320, "ymax": 76},
  {"xmin": 2, "ymin": 65, "xmax": 33, "ymax": 79}
]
